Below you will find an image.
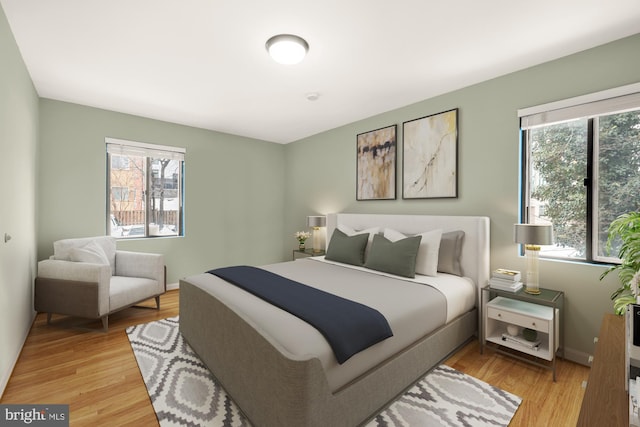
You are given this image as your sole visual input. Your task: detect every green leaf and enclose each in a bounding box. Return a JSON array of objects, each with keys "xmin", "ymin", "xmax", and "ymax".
[{"xmin": 614, "ymin": 295, "xmax": 637, "ymax": 315}]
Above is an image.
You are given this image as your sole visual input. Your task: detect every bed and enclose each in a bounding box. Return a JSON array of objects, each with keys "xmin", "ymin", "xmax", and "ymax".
[{"xmin": 179, "ymin": 213, "xmax": 490, "ymax": 426}]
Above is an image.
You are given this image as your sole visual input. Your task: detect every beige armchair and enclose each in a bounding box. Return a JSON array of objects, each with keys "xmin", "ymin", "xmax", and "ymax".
[{"xmin": 35, "ymin": 236, "xmax": 165, "ymax": 331}]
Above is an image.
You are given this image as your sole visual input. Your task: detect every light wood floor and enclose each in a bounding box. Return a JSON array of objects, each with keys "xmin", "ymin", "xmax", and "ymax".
[{"xmin": 2, "ymin": 289, "xmax": 590, "ymax": 426}]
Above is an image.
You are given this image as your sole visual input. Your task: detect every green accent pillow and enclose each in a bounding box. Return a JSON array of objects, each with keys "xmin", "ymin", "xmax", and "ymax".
[
  {"xmin": 438, "ymin": 231, "xmax": 465, "ymax": 276},
  {"xmin": 325, "ymin": 229, "xmax": 369, "ymax": 266},
  {"xmin": 364, "ymin": 234, "xmax": 423, "ymax": 278}
]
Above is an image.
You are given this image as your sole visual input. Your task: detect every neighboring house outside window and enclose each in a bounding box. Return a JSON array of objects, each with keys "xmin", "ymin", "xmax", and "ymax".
[
  {"xmin": 519, "ymin": 84, "xmax": 640, "ymax": 263},
  {"xmin": 106, "ymin": 138, "xmax": 185, "ymax": 238}
]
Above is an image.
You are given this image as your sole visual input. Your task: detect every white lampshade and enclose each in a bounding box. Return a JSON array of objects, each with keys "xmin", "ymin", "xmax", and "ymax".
[
  {"xmin": 514, "ymin": 223, "xmax": 553, "ymax": 246},
  {"xmin": 266, "ymin": 34, "xmax": 309, "ymax": 65},
  {"xmin": 307, "ymin": 216, "xmax": 326, "ymax": 228}
]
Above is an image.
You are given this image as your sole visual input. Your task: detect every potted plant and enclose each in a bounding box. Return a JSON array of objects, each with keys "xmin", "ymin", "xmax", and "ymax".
[
  {"xmin": 295, "ymin": 231, "xmax": 311, "ymax": 251},
  {"xmin": 600, "ymin": 211, "xmax": 640, "ymax": 314}
]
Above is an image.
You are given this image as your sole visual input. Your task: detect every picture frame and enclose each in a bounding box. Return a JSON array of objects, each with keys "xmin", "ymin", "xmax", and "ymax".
[
  {"xmin": 402, "ymin": 108, "xmax": 458, "ymax": 199},
  {"xmin": 356, "ymin": 124, "xmax": 397, "ymax": 200}
]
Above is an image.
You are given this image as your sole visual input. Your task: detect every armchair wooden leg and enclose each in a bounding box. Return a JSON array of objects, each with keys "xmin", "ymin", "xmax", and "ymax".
[
  {"xmin": 155, "ymin": 295, "xmax": 161, "ymax": 310},
  {"xmin": 101, "ymin": 316, "xmax": 108, "ymax": 332}
]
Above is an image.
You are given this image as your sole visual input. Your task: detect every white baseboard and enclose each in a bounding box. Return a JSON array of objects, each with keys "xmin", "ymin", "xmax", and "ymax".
[
  {"xmin": 564, "ymin": 347, "xmax": 592, "ymax": 367},
  {"xmin": 167, "ymin": 282, "xmax": 179, "ymax": 291},
  {"xmin": 0, "ymin": 311, "xmax": 37, "ymax": 399}
]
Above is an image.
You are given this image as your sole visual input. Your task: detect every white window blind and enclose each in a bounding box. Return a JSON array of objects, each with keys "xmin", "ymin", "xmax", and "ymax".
[
  {"xmin": 519, "ymin": 83, "xmax": 640, "ymax": 129},
  {"xmin": 106, "ymin": 137, "xmax": 185, "ymax": 161}
]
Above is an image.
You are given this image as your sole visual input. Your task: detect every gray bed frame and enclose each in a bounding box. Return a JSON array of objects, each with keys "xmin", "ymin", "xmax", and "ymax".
[{"xmin": 180, "ymin": 213, "xmax": 490, "ymax": 426}]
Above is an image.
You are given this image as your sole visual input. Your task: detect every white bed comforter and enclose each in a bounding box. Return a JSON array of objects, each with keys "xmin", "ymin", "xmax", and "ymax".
[{"xmin": 312, "ymin": 256, "xmax": 475, "ymax": 323}]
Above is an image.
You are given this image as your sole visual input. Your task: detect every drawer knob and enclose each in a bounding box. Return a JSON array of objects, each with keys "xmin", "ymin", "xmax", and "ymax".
[{"xmin": 497, "ymin": 313, "xmax": 502, "ymax": 317}]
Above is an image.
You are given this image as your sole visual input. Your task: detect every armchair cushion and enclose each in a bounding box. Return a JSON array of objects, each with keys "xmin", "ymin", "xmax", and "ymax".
[{"xmin": 109, "ymin": 276, "xmax": 161, "ymax": 311}]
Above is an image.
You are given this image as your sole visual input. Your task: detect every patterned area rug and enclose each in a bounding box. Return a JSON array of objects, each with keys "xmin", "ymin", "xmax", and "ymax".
[{"xmin": 127, "ymin": 317, "xmax": 521, "ymax": 427}]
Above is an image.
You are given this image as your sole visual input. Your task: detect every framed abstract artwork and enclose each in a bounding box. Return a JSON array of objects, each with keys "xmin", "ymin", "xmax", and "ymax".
[
  {"xmin": 402, "ymin": 108, "xmax": 458, "ymax": 199},
  {"xmin": 356, "ymin": 124, "xmax": 397, "ymax": 200}
]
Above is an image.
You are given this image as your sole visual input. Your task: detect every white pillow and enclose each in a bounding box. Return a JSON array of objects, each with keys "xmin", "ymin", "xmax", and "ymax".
[
  {"xmin": 69, "ymin": 240, "xmax": 110, "ymax": 265},
  {"xmin": 384, "ymin": 228, "xmax": 442, "ymax": 276},
  {"xmin": 337, "ymin": 225, "xmax": 379, "ymax": 259},
  {"xmin": 54, "ymin": 236, "xmax": 116, "ymax": 274}
]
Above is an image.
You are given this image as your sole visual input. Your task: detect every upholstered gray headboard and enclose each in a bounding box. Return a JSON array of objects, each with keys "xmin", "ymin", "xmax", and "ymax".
[{"xmin": 326, "ymin": 213, "xmax": 490, "ymax": 290}]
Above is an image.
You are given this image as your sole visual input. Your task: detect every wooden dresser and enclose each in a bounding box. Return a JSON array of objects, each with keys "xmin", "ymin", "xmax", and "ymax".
[{"xmin": 577, "ymin": 314, "xmax": 628, "ymax": 426}]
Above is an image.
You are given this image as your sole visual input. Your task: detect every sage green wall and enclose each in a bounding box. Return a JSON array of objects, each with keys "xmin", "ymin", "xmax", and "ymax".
[
  {"xmin": 284, "ymin": 33, "xmax": 640, "ymax": 363},
  {"xmin": 38, "ymin": 100, "xmax": 286, "ymax": 285},
  {"xmin": 0, "ymin": 6, "xmax": 39, "ymax": 395}
]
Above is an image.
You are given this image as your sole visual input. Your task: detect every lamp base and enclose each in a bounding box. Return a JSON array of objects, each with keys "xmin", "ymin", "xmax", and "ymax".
[
  {"xmin": 312, "ymin": 227, "xmax": 322, "ymax": 254},
  {"xmin": 524, "ymin": 244, "xmax": 541, "ymax": 295}
]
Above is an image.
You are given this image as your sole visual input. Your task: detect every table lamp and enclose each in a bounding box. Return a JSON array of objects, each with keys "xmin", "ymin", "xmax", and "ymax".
[
  {"xmin": 514, "ymin": 223, "xmax": 553, "ymax": 295},
  {"xmin": 307, "ymin": 216, "xmax": 326, "ymax": 253}
]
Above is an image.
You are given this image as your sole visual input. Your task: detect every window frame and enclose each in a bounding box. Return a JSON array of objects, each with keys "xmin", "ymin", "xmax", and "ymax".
[
  {"xmin": 519, "ymin": 83, "xmax": 640, "ymax": 265},
  {"xmin": 106, "ymin": 137, "xmax": 185, "ymax": 239}
]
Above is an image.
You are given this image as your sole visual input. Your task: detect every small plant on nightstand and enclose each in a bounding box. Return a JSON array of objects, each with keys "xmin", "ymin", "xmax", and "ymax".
[
  {"xmin": 600, "ymin": 211, "xmax": 640, "ymax": 314},
  {"xmin": 295, "ymin": 231, "xmax": 311, "ymax": 251}
]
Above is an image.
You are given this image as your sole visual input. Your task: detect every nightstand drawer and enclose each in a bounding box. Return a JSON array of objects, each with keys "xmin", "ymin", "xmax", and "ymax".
[{"xmin": 487, "ymin": 306, "xmax": 550, "ymax": 333}]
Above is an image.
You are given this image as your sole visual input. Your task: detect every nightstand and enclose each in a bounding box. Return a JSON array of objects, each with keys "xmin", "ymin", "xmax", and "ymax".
[
  {"xmin": 481, "ymin": 285, "xmax": 564, "ymax": 381},
  {"xmin": 292, "ymin": 248, "xmax": 325, "ymax": 260}
]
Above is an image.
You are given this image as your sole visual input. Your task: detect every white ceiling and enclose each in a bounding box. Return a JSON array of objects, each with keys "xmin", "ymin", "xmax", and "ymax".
[{"xmin": 2, "ymin": 1, "xmax": 640, "ymax": 144}]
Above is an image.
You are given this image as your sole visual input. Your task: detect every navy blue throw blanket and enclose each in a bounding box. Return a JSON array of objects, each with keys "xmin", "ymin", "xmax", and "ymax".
[{"xmin": 207, "ymin": 265, "xmax": 393, "ymax": 364}]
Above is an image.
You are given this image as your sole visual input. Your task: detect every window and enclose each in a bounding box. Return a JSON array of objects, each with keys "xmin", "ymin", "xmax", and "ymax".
[
  {"xmin": 520, "ymin": 85, "xmax": 640, "ymax": 263},
  {"xmin": 111, "ymin": 186, "xmax": 131, "ymax": 202},
  {"xmin": 111, "ymin": 155, "xmax": 130, "ymax": 170},
  {"xmin": 106, "ymin": 138, "xmax": 185, "ymax": 238}
]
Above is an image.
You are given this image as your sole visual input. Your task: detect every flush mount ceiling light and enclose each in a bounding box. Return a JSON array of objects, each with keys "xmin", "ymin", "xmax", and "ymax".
[{"xmin": 266, "ymin": 34, "xmax": 309, "ymax": 65}]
